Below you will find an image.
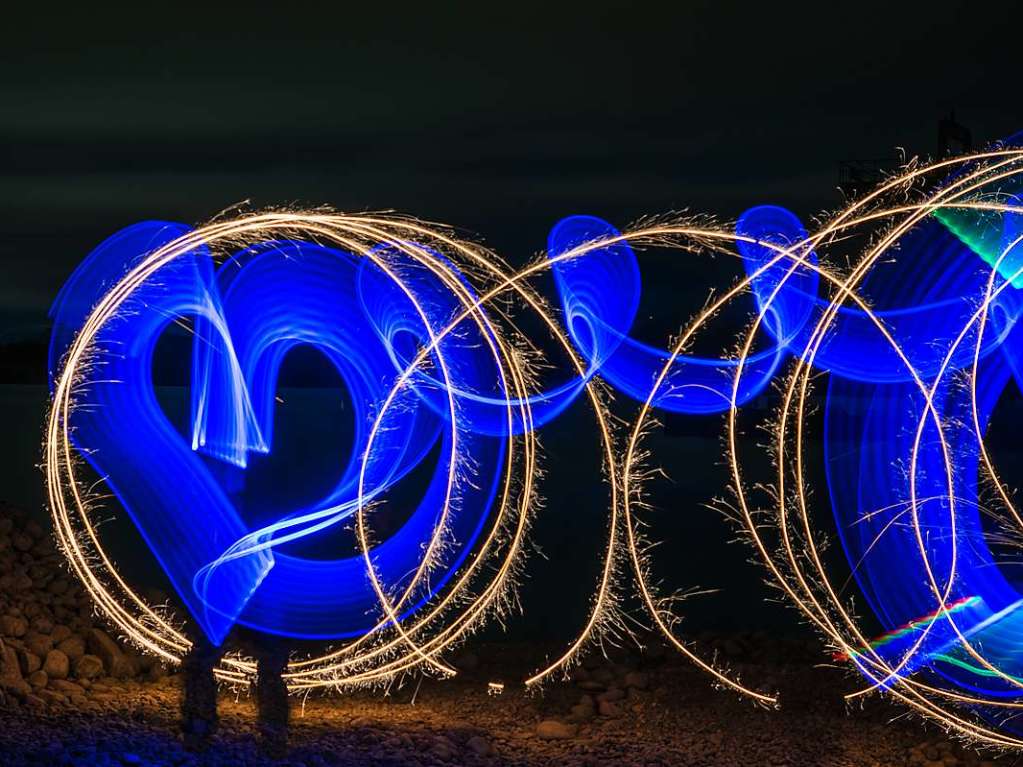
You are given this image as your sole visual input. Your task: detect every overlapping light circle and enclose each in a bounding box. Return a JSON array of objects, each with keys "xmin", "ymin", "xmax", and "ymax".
[{"xmin": 43, "ymin": 147, "xmax": 1023, "ymax": 746}]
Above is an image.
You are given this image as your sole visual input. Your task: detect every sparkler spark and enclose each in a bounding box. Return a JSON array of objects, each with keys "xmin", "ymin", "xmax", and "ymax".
[{"xmin": 43, "ymin": 146, "xmax": 1023, "ymax": 748}]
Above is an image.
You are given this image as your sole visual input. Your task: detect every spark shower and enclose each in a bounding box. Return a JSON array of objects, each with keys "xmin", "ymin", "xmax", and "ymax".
[{"xmin": 43, "ymin": 146, "xmax": 1023, "ymax": 748}]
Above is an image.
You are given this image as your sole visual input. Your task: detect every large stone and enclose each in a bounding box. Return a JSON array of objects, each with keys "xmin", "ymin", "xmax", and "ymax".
[
  {"xmin": 0, "ymin": 642, "xmax": 30, "ymax": 696},
  {"xmin": 74, "ymin": 654, "xmax": 103, "ymax": 680},
  {"xmin": 42, "ymin": 649, "xmax": 69, "ymax": 680},
  {"xmin": 18, "ymin": 650, "xmax": 41, "ymax": 675},
  {"xmin": 86, "ymin": 628, "xmax": 133, "ymax": 678},
  {"xmin": 56, "ymin": 635, "xmax": 85, "ymax": 661}
]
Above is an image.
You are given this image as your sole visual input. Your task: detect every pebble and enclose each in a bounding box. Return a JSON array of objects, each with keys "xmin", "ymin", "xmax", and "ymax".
[
  {"xmin": 598, "ymin": 687, "xmax": 624, "ymax": 703},
  {"xmin": 466, "ymin": 735, "xmax": 492, "ymax": 756},
  {"xmin": 0, "ymin": 503, "xmax": 1009, "ymax": 767},
  {"xmin": 27, "ymin": 670, "xmax": 46, "ymax": 688},
  {"xmin": 50, "ymin": 625, "xmax": 72, "ymax": 644},
  {"xmin": 536, "ymin": 720, "xmax": 578, "ymax": 740},
  {"xmin": 42, "ymin": 649, "xmax": 69, "ymax": 680},
  {"xmin": 57, "ymin": 635, "xmax": 86, "ymax": 661},
  {"xmin": 19, "ymin": 650, "xmax": 41, "ymax": 674},
  {"xmin": 623, "ymin": 671, "xmax": 649, "ymax": 690},
  {"xmin": 50, "ymin": 679, "xmax": 85, "ymax": 696},
  {"xmin": 24, "ymin": 633, "xmax": 52, "ymax": 658},
  {"xmin": 1, "ymin": 614, "xmax": 27, "ymax": 637},
  {"xmin": 569, "ymin": 702, "xmax": 595, "ymax": 722},
  {"xmin": 0, "ymin": 507, "xmax": 151, "ymax": 713},
  {"xmin": 430, "ymin": 737, "xmax": 456, "ymax": 760},
  {"xmin": 75, "ymin": 654, "xmax": 104, "ymax": 679},
  {"xmin": 31, "ymin": 616, "xmax": 53, "ymax": 635}
]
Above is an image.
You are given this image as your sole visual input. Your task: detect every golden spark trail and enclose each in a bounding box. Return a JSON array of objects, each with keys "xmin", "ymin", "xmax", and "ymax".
[{"xmin": 45, "ymin": 149, "xmax": 1023, "ymax": 749}]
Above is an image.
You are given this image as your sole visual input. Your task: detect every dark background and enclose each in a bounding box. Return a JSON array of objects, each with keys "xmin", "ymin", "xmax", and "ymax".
[
  {"xmin": 4, "ymin": 2, "xmax": 1023, "ymax": 355},
  {"xmin": 3, "ymin": 1, "xmax": 1023, "ymax": 640}
]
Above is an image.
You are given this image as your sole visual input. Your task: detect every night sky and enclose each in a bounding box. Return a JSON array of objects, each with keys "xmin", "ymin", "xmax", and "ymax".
[{"xmin": 3, "ymin": 2, "xmax": 1023, "ymax": 352}]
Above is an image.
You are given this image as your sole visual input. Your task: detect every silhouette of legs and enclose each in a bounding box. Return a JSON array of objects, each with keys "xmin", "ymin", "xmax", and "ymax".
[
  {"xmin": 180, "ymin": 631, "xmax": 223, "ymax": 751},
  {"xmin": 253, "ymin": 635, "xmax": 291, "ymax": 758}
]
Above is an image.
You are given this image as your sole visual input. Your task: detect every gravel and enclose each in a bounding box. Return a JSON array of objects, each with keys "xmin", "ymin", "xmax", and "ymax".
[{"xmin": 0, "ymin": 502, "xmax": 1008, "ymax": 765}]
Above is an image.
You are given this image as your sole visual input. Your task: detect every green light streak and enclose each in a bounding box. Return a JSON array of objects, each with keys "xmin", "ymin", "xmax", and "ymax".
[{"xmin": 933, "ymin": 203, "xmax": 1023, "ymax": 289}]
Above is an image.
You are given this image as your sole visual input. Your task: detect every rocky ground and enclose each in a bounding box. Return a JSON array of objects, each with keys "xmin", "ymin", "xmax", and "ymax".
[{"xmin": 0, "ymin": 502, "xmax": 1016, "ymax": 766}]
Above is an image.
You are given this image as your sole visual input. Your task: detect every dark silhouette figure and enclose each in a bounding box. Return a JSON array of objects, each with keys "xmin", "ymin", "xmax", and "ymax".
[
  {"xmin": 180, "ymin": 626, "xmax": 291, "ymax": 757},
  {"xmin": 251, "ymin": 633, "xmax": 291, "ymax": 756},
  {"xmin": 180, "ymin": 631, "xmax": 221, "ymax": 751}
]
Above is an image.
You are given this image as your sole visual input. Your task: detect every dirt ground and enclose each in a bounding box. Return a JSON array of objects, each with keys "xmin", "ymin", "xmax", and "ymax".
[
  {"xmin": 0, "ymin": 503, "xmax": 1014, "ymax": 766},
  {"xmin": 0, "ymin": 637, "xmax": 1014, "ymax": 767}
]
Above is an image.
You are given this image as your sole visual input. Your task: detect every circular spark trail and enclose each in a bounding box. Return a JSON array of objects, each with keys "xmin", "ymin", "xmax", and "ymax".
[
  {"xmin": 46, "ymin": 213, "xmax": 628, "ymax": 693},
  {"xmin": 44, "ymin": 148, "xmax": 1023, "ymax": 748},
  {"xmin": 618, "ymin": 148, "xmax": 1023, "ymax": 747}
]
